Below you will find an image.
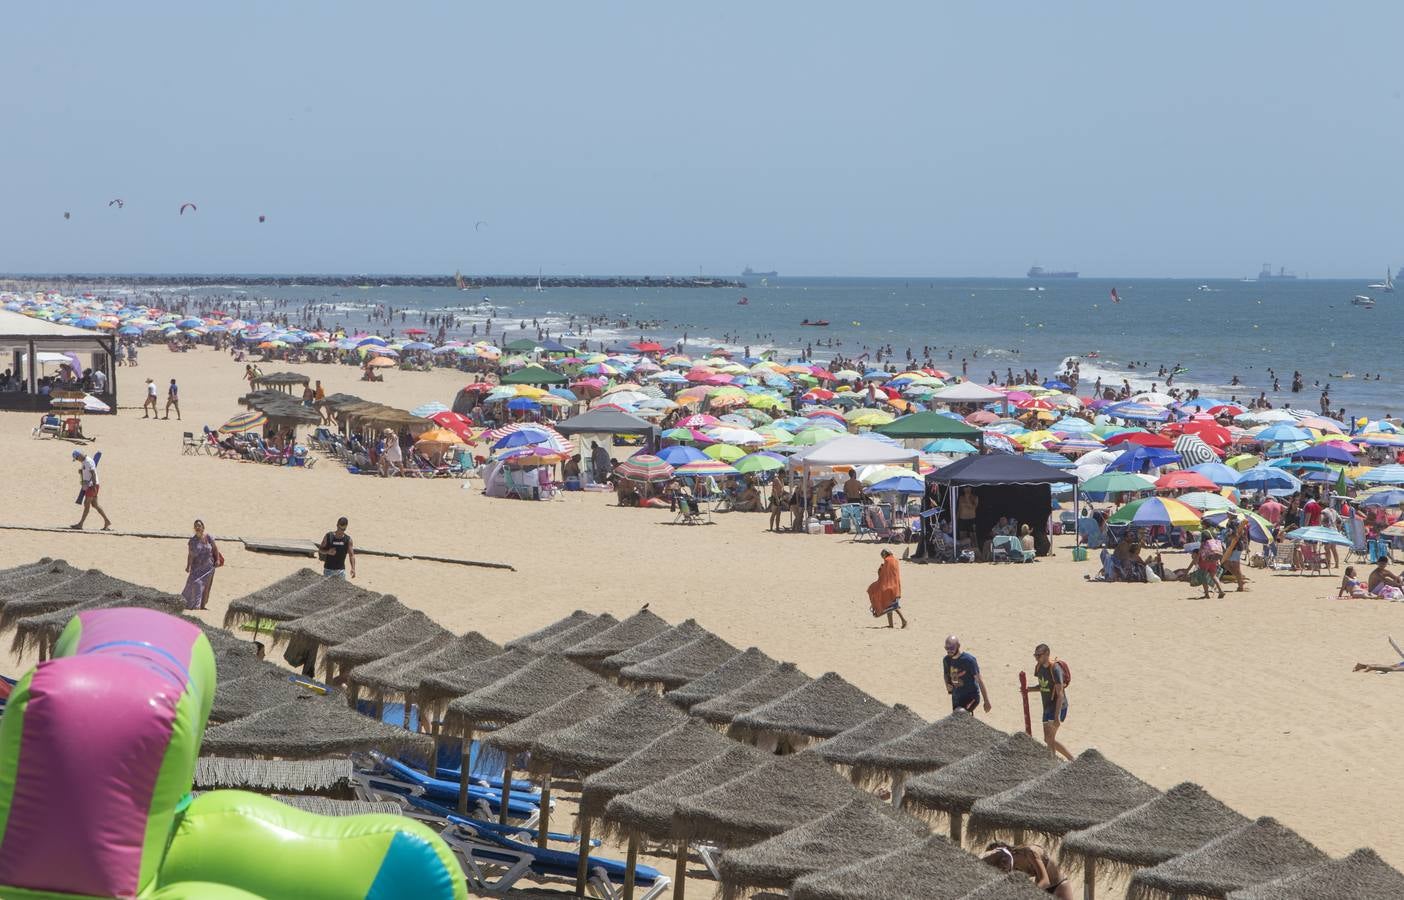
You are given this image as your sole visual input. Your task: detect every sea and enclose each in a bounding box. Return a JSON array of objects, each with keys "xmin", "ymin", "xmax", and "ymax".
[{"xmin": 139, "ymin": 276, "xmax": 1397, "ymax": 419}]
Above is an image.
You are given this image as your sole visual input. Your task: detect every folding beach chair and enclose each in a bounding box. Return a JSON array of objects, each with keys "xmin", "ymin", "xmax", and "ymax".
[
  {"xmin": 1345, "ymin": 516, "xmax": 1370, "ymax": 564},
  {"xmin": 181, "ymin": 431, "xmax": 202, "ymax": 455}
]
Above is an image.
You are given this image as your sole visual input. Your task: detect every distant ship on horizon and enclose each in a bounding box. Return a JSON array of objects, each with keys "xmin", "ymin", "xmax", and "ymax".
[
  {"xmin": 742, "ymin": 266, "xmax": 778, "ymax": 278},
  {"xmin": 1257, "ymin": 264, "xmax": 1298, "ymax": 281},
  {"xmin": 1027, "ymin": 266, "xmax": 1078, "ymax": 279}
]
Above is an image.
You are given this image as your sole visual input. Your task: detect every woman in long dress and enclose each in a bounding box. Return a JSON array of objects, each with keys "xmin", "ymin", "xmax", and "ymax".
[{"xmin": 182, "ymin": 519, "xmax": 218, "ymax": 610}]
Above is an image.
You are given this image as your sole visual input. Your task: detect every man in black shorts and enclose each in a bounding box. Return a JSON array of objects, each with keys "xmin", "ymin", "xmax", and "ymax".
[
  {"xmin": 942, "ymin": 635, "xmax": 991, "ymax": 714},
  {"xmin": 317, "ymin": 517, "xmax": 356, "ymax": 579},
  {"xmin": 1024, "ymin": 643, "xmax": 1072, "ymax": 760}
]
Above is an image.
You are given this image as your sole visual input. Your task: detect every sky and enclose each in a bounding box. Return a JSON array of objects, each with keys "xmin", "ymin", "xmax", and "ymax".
[{"xmin": 1, "ymin": 2, "xmax": 1401, "ymax": 277}]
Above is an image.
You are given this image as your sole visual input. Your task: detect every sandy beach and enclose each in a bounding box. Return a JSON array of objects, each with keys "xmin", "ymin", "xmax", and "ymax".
[{"xmin": 2, "ymin": 344, "xmax": 1400, "ymax": 884}]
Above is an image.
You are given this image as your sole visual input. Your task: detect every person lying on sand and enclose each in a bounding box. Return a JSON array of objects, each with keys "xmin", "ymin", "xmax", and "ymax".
[
  {"xmin": 980, "ymin": 842, "xmax": 1073, "ymax": 900},
  {"xmin": 1354, "ymin": 637, "xmax": 1404, "ymax": 673}
]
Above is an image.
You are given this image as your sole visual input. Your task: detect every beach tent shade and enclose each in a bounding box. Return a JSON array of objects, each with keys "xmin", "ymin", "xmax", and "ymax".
[
  {"xmin": 504, "ymin": 610, "xmax": 597, "ymax": 649},
  {"xmin": 579, "ymin": 718, "xmax": 737, "ymax": 830},
  {"xmin": 967, "ymin": 748, "xmax": 1161, "ymax": 843},
  {"xmin": 931, "ymin": 382, "xmax": 1007, "ymax": 403},
  {"xmin": 480, "ymin": 683, "xmax": 627, "ymax": 756},
  {"xmin": 322, "ymin": 609, "xmax": 452, "ymax": 674},
  {"xmin": 927, "ymin": 454, "xmax": 1077, "ymax": 557},
  {"xmin": 562, "ymin": 607, "xmax": 671, "ymax": 665},
  {"xmin": 690, "ymin": 661, "xmax": 813, "ymax": 725},
  {"xmin": 194, "ymin": 757, "xmax": 353, "ymax": 795},
  {"xmin": 417, "ymin": 647, "xmax": 538, "ymax": 708},
  {"xmin": 729, "ymin": 670, "xmax": 887, "ymax": 739},
  {"xmin": 528, "ymin": 691, "xmax": 689, "ymax": 776},
  {"xmin": 1227, "ymin": 848, "xmax": 1404, "ymax": 900},
  {"xmin": 900, "ymin": 731, "xmax": 1062, "ymax": 818},
  {"xmin": 201, "ymin": 697, "xmax": 433, "ymax": 759},
  {"xmin": 664, "ymin": 646, "xmax": 779, "ymax": 710},
  {"xmin": 875, "ymin": 412, "xmax": 982, "ymax": 440},
  {"xmin": 791, "ymin": 834, "xmax": 1000, "ymax": 900},
  {"xmin": 953, "ymin": 872, "xmax": 1048, "ymax": 899},
  {"xmin": 1061, "ymin": 781, "xmax": 1251, "ymax": 875},
  {"xmin": 1127, "ymin": 817, "xmax": 1329, "ymax": 900},
  {"xmin": 788, "ymin": 435, "xmax": 920, "ymax": 469},
  {"xmin": 671, "ymin": 750, "xmax": 873, "ymax": 846},
  {"xmin": 597, "ymin": 618, "xmax": 714, "ymax": 675},
  {"xmin": 347, "ymin": 630, "xmax": 503, "ymax": 699},
  {"xmin": 852, "ymin": 709, "xmax": 1008, "ymax": 782},
  {"xmin": 443, "ymin": 652, "xmax": 606, "ymax": 734},
  {"xmin": 604, "ymin": 744, "xmax": 771, "ymax": 840},
  {"xmin": 499, "ymin": 365, "xmax": 568, "ymax": 385},
  {"xmin": 929, "ymin": 453, "xmax": 1078, "ymax": 486},
  {"xmin": 553, "ymin": 408, "xmax": 659, "ymax": 437},
  {"xmin": 813, "ymin": 703, "xmax": 928, "ymax": 769},
  {"xmin": 523, "ymin": 613, "xmax": 621, "ymax": 652},
  {"xmin": 617, "ymin": 633, "xmax": 741, "ymax": 689},
  {"xmin": 718, "ymin": 798, "xmax": 928, "ymax": 900}
]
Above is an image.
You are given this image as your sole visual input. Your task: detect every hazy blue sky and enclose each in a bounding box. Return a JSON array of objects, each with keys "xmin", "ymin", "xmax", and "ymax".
[{"xmin": 2, "ymin": 3, "xmax": 1401, "ymax": 277}]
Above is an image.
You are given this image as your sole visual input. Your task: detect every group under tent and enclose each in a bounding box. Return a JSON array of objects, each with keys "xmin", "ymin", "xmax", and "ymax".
[
  {"xmin": 967, "ymin": 748, "xmax": 1161, "ymax": 846},
  {"xmin": 1060, "ymin": 781, "xmax": 1252, "ymax": 898},
  {"xmin": 11, "ymin": 590, "xmax": 184, "ymax": 657},
  {"xmin": 812, "ymin": 703, "xmax": 928, "ymax": 772},
  {"xmin": 346, "ymin": 630, "xmax": 502, "ymax": 705},
  {"xmin": 201, "ymin": 696, "xmax": 433, "ymax": 760},
  {"xmin": 717, "ymin": 798, "xmax": 928, "ymax": 900},
  {"xmin": 1127, "ymin": 817, "xmax": 1330, "ymax": 900},
  {"xmin": 728, "ymin": 671, "xmax": 886, "ymax": 745},
  {"xmin": 954, "ymin": 872, "xmax": 1048, "ymax": 899},
  {"xmin": 502, "ymin": 610, "xmax": 597, "ymax": 649},
  {"xmin": 210, "ymin": 669, "xmax": 328, "ymax": 724},
  {"xmin": 618, "ymin": 633, "xmax": 741, "ymax": 690},
  {"xmin": 322, "ymin": 609, "xmax": 452, "ymax": 690},
  {"xmin": 901, "ymin": 731, "xmax": 1063, "ymax": 844},
  {"xmin": 852, "ymin": 709, "xmax": 1008, "ymax": 806},
  {"xmin": 664, "ymin": 647, "xmax": 779, "ymax": 710},
  {"xmin": 525, "ymin": 612, "xmax": 620, "ymax": 652},
  {"xmin": 1227, "ymin": 848, "xmax": 1404, "ymax": 900},
  {"xmin": 221, "ymin": 568, "xmax": 349, "ymax": 628},
  {"xmin": 790, "ymin": 833, "xmax": 998, "ymax": 900},
  {"xmin": 596, "ymin": 618, "xmax": 713, "ymax": 676},
  {"xmin": 0, "ymin": 568, "xmax": 151, "ymax": 633},
  {"xmin": 689, "ymin": 661, "xmax": 812, "ymax": 727},
  {"xmin": 194, "ymin": 757, "xmax": 355, "ymax": 798},
  {"xmin": 562, "ymin": 607, "xmax": 671, "ymax": 670}
]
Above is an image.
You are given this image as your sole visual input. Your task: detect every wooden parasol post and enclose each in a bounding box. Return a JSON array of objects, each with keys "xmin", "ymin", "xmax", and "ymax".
[
  {"xmin": 950, "ymin": 811, "xmax": 963, "ymax": 846},
  {"xmin": 499, "ymin": 763, "xmax": 513, "ymax": 826},
  {"xmin": 427, "ymin": 715, "xmax": 440, "ymax": 778},
  {"xmin": 623, "ymin": 833, "xmax": 639, "ymax": 900},
  {"xmin": 1019, "ymin": 672, "xmax": 1032, "ymax": 736},
  {"xmin": 536, "ymin": 775, "xmax": 553, "ymax": 849},
  {"xmin": 1084, "ymin": 857, "xmax": 1097, "ymax": 900},
  {"xmin": 673, "ymin": 839, "xmax": 688, "ymax": 900},
  {"xmin": 456, "ymin": 734, "xmax": 473, "ymax": 815},
  {"xmin": 574, "ymin": 816, "xmax": 593, "ymax": 897},
  {"xmin": 890, "ymin": 772, "xmax": 907, "ymax": 807}
]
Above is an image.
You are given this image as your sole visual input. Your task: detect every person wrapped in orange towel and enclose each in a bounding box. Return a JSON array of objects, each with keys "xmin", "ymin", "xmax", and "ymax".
[{"xmin": 866, "ymin": 549, "xmax": 908, "ymax": 628}]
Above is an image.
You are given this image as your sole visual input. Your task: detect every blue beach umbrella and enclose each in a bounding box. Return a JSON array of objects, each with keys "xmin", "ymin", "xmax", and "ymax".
[
  {"xmin": 656, "ymin": 445, "xmax": 709, "ymax": 466},
  {"xmin": 1284, "ymin": 525, "xmax": 1352, "ymax": 547},
  {"xmin": 1358, "ymin": 464, "xmax": 1404, "ymax": 485},
  {"xmin": 1188, "ymin": 462, "xmax": 1241, "ymax": 486},
  {"xmin": 1256, "ymin": 423, "xmax": 1313, "ymax": 443},
  {"xmin": 1359, "ymin": 489, "xmax": 1404, "ymax": 507},
  {"xmin": 867, "ymin": 475, "xmax": 926, "ymax": 494},
  {"xmin": 1234, "ymin": 465, "xmax": 1303, "ymax": 493}
]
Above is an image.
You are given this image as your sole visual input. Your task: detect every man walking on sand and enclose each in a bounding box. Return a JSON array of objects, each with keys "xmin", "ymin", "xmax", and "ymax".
[
  {"xmin": 1024, "ymin": 643, "xmax": 1073, "ymax": 760},
  {"xmin": 142, "ymin": 378, "xmax": 158, "ymax": 418},
  {"xmin": 69, "ymin": 449, "xmax": 111, "ymax": 531},
  {"xmin": 943, "ymin": 635, "xmax": 991, "ymax": 714},
  {"xmin": 317, "ymin": 517, "xmax": 356, "ymax": 579},
  {"xmin": 164, "ymin": 378, "xmax": 181, "ymax": 420}
]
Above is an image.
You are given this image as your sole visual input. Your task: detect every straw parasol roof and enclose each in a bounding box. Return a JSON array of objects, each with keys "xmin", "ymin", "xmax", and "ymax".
[
  {"xmin": 271, "ymin": 594, "xmax": 407, "ymax": 651},
  {"xmin": 618, "ymin": 633, "xmax": 741, "ymax": 689},
  {"xmin": 665, "ymin": 647, "xmax": 779, "ymax": 710},
  {"xmin": 210, "ymin": 670, "xmax": 327, "ymax": 723},
  {"xmin": 730, "ymin": 671, "xmax": 885, "ymax": 740},
  {"xmin": 814, "ymin": 704, "xmax": 927, "ymax": 770},
  {"xmin": 690, "ymin": 661, "xmax": 812, "ymax": 726},
  {"xmin": 480, "ymin": 684, "xmax": 628, "ymax": 756},
  {"xmin": 596, "ymin": 618, "xmax": 712, "ymax": 675},
  {"xmin": 579, "ymin": 718, "xmax": 738, "ymax": 833},
  {"xmin": 10, "ymin": 590, "xmax": 184, "ymax": 657},
  {"xmin": 1128, "ymin": 817, "xmax": 1329, "ymax": 900},
  {"xmin": 418, "ymin": 647, "xmax": 537, "ymax": 710},
  {"xmin": 347, "ymin": 631, "xmax": 502, "ymax": 699},
  {"xmin": 195, "ymin": 757, "xmax": 352, "ymax": 794},
  {"xmin": 193, "ymin": 618, "xmax": 258, "ymax": 654},
  {"xmin": 901, "ymin": 731, "xmax": 1062, "ymax": 821},
  {"xmin": 201, "ymin": 697, "xmax": 433, "ymax": 759},
  {"xmin": 852, "ymin": 710, "xmax": 1007, "ymax": 784},
  {"xmin": 604, "ymin": 743, "xmax": 771, "ymax": 840},
  {"xmin": 969, "ymin": 748, "xmax": 1160, "ymax": 844},
  {"xmin": 0, "ymin": 559, "xmax": 76, "ymax": 594},
  {"xmin": 0, "ymin": 569, "xmax": 147, "ymax": 631},
  {"xmin": 671, "ymin": 750, "xmax": 872, "ymax": 846},
  {"xmin": 322, "ymin": 609, "xmax": 452, "ymax": 674},
  {"xmin": 444, "ymin": 653, "xmax": 606, "ymax": 735},
  {"xmin": 527, "ymin": 691, "xmax": 688, "ymax": 777},
  {"xmin": 1228, "ymin": 848, "xmax": 1404, "ymax": 900},
  {"xmin": 718, "ymin": 797, "xmax": 928, "ymax": 900},
  {"xmin": 503, "ymin": 610, "xmax": 597, "ymax": 649},
  {"xmin": 221, "ymin": 568, "xmax": 335, "ymax": 627},
  {"xmin": 792, "ymin": 834, "xmax": 1000, "ymax": 900},
  {"xmin": 562, "ymin": 607, "xmax": 671, "ymax": 668},
  {"xmin": 525, "ymin": 613, "xmax": 620, "ymax": 652},
  {"xmin": 1061, "ymin": 782, "xmax": 1251, "ymax": 878},
  {"xmin": 272, "ymin": 796, "xmax": 402, "ymax": 817},
  {"xmin": 953, "ymin": 872, "xmax": 1047, "ymax": 900}
]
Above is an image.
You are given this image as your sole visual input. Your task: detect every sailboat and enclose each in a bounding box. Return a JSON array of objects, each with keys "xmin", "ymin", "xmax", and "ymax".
[
  {"xmin": 535, "ymin": 269, "xmax": 545, "ymax": 293},
  {"xmin": 1367, "ymin": 268, "xmax": 1394, "ymax": 292},
  {"xmin": 454, "ymin": 270, "xmax": 467, "ymax": 291}
]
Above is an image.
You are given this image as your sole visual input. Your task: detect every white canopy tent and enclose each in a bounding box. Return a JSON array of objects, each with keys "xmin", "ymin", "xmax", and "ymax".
[
  {"xmin": 930, "ymin": 382, "xmax": 1006, "ymax": 403},
  {"xmin": 788, "ymin": 436, "xmax": 921, "ymax": 512}
]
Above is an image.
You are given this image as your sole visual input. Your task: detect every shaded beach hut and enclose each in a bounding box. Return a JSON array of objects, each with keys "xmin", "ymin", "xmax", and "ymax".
[
  {"xmin": 665, "ymin": 647, "xmax": 779, "ymax": 710},
  {"xmin": 195, "ymin": 757, "xmax": 354, "ymax": 798},
  {"xmin": 813, "ymin": 703, "xmax": 927, "ymax": 772},
  {"xmin": 851, "ymin": 709, "xmax": 1007, "ymax": 804},
  {"xmin": 1061, "ymin": 782, "xmax": 1251, "ymax": 898},
  {"xmin": 718, "ymin": 798, "xmax": 927, "ymax": 900},
  {"xmin": 562, "ymin": 607, "xmax": 671, "ymax": 670},
  {"xmin": 954, "ymin": 872, "xmax": 1048, "ymax": 899},
  {"xmin": 1228, "ymin": 848, "xmax": 1404, "ymax": 900},
  {"xmin": 1127, "ymin": 817, "xmax": 1329, "ymax": 900},
  {"xmin": 901, "ymin": 731, "xmax": 1062, "ymax": 844},
  {"xmin": 730, "ymin": 671, "xmax": 885, "ymax": 744},
  {"xmin": 504, "ymin": 609, "xmax": 597, "ymax": 649},
  {"xmin": 322, "ymin": 609, "xmax": 452, "ymax": 691},
  {"xmin": 967, "ymin": 749, "xmax": 1160, "ymax": 845},
  {"xmin": 526, "ymin": 612, "xmax": 620, "ymax": 652},
  {"xmin": 598, "ymin": 618, "xmax": 713, "ymax": 676},
  {"xmin": 201, "ymin": 698, "xmax": 432, "ymax": 759},
  {"xmin": 250, "ymin": 370, "xmax": 310, "ymax": 393},
  {"xmin": 11, "ymin": 590, "xmax": 183, "ymax": 658},
  {"xmin": 791, "ymin": 834, "xmax": 1000, "ymax": 900},
  {"xmin": 221, "ymin": 568, "xmax": 337, "ymax": 628},
  {"xmin": 690, "ymin": 661, "xmax": 812, "ymax": 727},
  {"xmin": 618, "ymin": 633, "xmax": 741, "ymax": 690}
]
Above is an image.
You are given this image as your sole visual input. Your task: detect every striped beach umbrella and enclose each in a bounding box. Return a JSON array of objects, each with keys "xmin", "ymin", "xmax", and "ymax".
[
  {"xmin": 220, "ymin": 411, "xmax": 267, "ymax": 434},
  {"xmin": 1174, "ymin": 435, "xmax": 1221, "ymax": 467},
  {"xmin": 1202, "ymin": 508, "xmax": 1275, "ymax": 543},
  {"xmin": 615, "ymin": 454, "xmax": 674, "ymax": 482},
  {"xmin": 1176, "ymin": 491, "xmax": 1238, "ymax": 512},
  {"xmin": 1107, "ymin": 497, "xmax": 1202, "ymax": 528},
  {"xmin": 675, "ymin": 459, "xmax": 740, "ymax": 478}
]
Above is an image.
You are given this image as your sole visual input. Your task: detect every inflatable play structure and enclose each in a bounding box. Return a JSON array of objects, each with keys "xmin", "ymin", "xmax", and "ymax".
[{"xmin": 0, "ymin": 608, "xmax": 466, "ymax": 900}]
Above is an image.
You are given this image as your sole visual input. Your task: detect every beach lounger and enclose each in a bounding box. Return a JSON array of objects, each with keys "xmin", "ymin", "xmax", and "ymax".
[
  {"xmin": 437, "ymin": 823, "xmax": 670, "ymax": 900},
  {"xmin": 355, "ymin": 760, "xmax": 544, "ymax": 826}
]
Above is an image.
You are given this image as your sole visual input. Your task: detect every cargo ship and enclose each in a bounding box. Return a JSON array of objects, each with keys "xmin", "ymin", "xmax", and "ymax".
[
  {"xmin": 1257, "ymin": 264, "xmax": 1298, "ymax": 281},
  {"xmin": 742, "ymin": 266, "xmax": 778, "ymax": 278},
  {"xmin": 1027, "ymin": 266, "xmax": 1078, "ymax": 279}
]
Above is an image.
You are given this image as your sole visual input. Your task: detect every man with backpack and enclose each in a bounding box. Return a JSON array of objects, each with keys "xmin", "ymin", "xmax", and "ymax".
[{"xmin": 1024, "ymin": 643, "xmax": 1073, "ymax": 760}]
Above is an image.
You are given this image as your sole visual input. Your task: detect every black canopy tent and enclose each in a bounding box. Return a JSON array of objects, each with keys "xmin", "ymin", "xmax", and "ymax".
[
  {"xmin": 927, "ymin": 454, "xmax": 1078, "ymax": 557},
  {"xmin": 554, "ymin": 408, "xmax": 659, "ymax": 441}
]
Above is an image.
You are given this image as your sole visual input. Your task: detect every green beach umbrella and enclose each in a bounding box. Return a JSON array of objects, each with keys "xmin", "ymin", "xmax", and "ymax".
[
  {"xmin": 1081, "ymin": 471, "xmax": 1156, "ymax": 495},
  {"xmin": 703, "ymin": 444, "xmax": 746, "ymax": 462},
  {"xmin": 735, "ymin": 452, "xmax": 785, "ymax": 474}
]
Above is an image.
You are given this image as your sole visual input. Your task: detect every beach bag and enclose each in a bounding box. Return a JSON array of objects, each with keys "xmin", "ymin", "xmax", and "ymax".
[
  {"xmin": 213, "ymin": 545, "xmax": 225, "ymax": 568},
  {"xmin": 1071, "ymin": 546, "xmax": 1088, "ymax": 562}
]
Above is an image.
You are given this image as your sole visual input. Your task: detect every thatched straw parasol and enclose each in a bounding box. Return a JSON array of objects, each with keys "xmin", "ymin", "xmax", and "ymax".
[
  {"xmin": 690, "ymin": 661, "xmax": 811, "ymax": 726},
  {"xmin": 526, "ymin": 613, "xmax": 620, "ymax": 652},
  {"xmin": 665, "ymin": 647, "xmax": 779, "ymax": 710},
  {"xmin": 503, "ymin": 610, "xmax": 597, "ymax": 649},
  {"xmin": 528, "ymin": 690, "xmax": 688, "ymax": 777},
  {"xmin": 1128, "ymin": 817, "xmax": 1329, "ymax": 900},
  {"xmin": 605, "ymin": 743, "xmax": 771, "ymax": 841},
  {"xmin": 417, "ymin": 647, "xmax": 536, "ymax": 711},
  {"xmin": 791, "ymin": 834, "xmax": 999, "ymax": 900},
  {"xmin": 852, "ymin": 710, "xmax": 1007, "ymax": 786},
  {"xmin": 0, "ymin": 559, "xmax": 75, "ymax": 595},
  {"xmin": 596, "ymin": 618, "xmax": 711, "ymax": 676},
  {"xmin": 271, "ymin": 594, "xmax": 406, "ymax": 651},
  {"xmin": 580, "ymin": 718, "xmax": 737, "ymax": 833},
  {"xmin": 347, "ymin": 630, "xmax": 502, "ymax": 700},
  {"xmin": 901, "ymin": 731, "xmax": 1061, "ymax": 844},
  {"xmin": 730, "ymin": 671, "xmax": 885, "ymax": 741},
  {"xmin": 672, "ymin": 750, "xmax": 872, "ymax": 847},
  {"xmin": 481, "ymin": 684, "xmax": 628, "ymax": 757},
  {"xmin": 322, "ymin": 609, "xmax": 452, "ymax": 679},
  {"xmin": 1061, "ymin": 781, "xmax": 1251, "ymax": 891},
  {"xmin": 718, "ymin": 797, "xmax": 928, "ymax": 900},
  {"xmin": 195, "ymin": 757, "xmax": 353, "ymax": 795},
  {"xmin": 814, "ymin": 704, "xmax": 927, "ymax": 770},
  {"xmin": 272, "ymin": 795, "xmax": 403, "ymax": 817},
  {"xmin": 11, "ymin": 590, "xmax": 184, "ymax": 657},
  {"xmin": 0, "ymin": 558, "xmax": 57, "ymax": 583},
  {"xmin": 953, "ymin": 872, "xmax": 1047, "ymax": 899},
  {"xmin": 201, "ymin": 697, "xmax": 433, "ymax": 759},
  {"xmin": 618, "ymin": 633, "xmax": 741, "ymax": 690},
  {"xmin": 221, "ymin": 568, "xmax": 334, "ymax": 627},
  {"xmin": 968, "ymin": 748, "xmax": 1160, "ymax": 845},
  {"xmin": 0, "ymin": 569, "xmax": 146, "ymax": 632},
  {"xmin": 210, "ymin": 670, "xmax": 328, "ymax": 723},
  {"xmin": 1228, "ymin": 848, "xmax": 1404, "ymax": 900},
  {"xmin": 562, "ymin": 607, "xmax": 670, "ymax": 669},
  {"xmin": 443, "ymin": 653, "xmax": 605, "ymax": 736}
]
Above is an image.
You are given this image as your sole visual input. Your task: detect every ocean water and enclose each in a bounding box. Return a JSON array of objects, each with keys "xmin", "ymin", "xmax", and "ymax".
[{"xmin": 164, "ymin": 276, "xmax": 1397, "ymax": 418}]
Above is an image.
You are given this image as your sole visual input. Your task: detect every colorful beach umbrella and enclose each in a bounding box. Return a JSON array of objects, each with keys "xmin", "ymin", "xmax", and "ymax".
[
  {"xmin": 1176, "ymin": 491, "xmax": 1238, "ymax": 512},
  {"xmin": 1107, "ymin": 497, "xmax": 1202, "ymax": 528},
  {"xmin": 734, "ymin": 452, "xmax": 786, "ymax": 474},
  {"xmin": 1284, "ymin": 525, "xmax": 1352, "ymax": 547},
  {"xmin": 615, "ymin": 454, "xmax": 674, "ymax": 482},
  {"xmin": 1081, "ymin": 471, "xmax": 1157, "ymax": 495},
  {"xmin": 220, "ymin": 411, "xmax": 267, "ymax": 434},
  {"xmin": 1154, "ymin": 471, "xmax": 1218, "ymax": 491},
  {"xmin": 675, "ymin": 459, "xmax": 740, "ymax": 478}
]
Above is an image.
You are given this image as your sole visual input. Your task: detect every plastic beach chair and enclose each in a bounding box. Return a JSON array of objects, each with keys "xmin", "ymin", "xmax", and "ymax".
[
  {"xmin": 437, "ymin": 823, "xmax": 670, "ymax": 900},
  {"xmin": 361, "ymin": 756, "xmax": 544, "ymax": 824}
]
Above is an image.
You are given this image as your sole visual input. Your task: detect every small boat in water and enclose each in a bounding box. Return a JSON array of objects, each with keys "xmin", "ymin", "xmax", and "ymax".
[
  {"xmin": 1352, "ymin": 295, "xmax": 1376, "ymax": 308},
  {"xmin": 800, "ymin": 319, "xmax": 830, "ymax": 327},
  {"xmin": 1367, "ymin": 269, "xmax": 1394, "ymax": 293},
  {"xmin": 737, "ymin": 297, "xmax": 749, "ymax": 305}
]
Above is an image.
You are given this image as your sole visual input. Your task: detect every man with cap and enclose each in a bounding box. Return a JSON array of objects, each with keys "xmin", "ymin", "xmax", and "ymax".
[
  {"xmin": 942, "ymin": 635, "xmax": 991, "ymax": 714},
  {"xmin": 70, "ymin": 449, "xmax": 111, "ymax": 531}
]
